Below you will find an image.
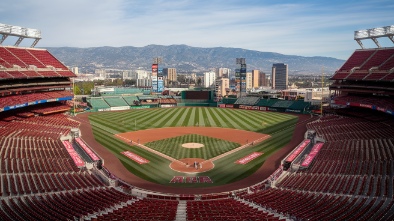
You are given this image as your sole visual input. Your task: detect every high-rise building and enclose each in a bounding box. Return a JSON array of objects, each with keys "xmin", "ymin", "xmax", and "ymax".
[
  {"xmin": 272, "ymin": 63, "xmax": 288, "ymax": 90},
  {"xmin": 163, "ymin": 68, "xmax": 177, "ymax": 86},
  {"xmin": 215, "ymin": 78, "xmax": 229, "ymax": 98},
  {"xmin": 129, "ymin": 69, "xmax": 150, "ymax": 87},
  {"xmin": 71, "ymin": 67, "xmax": 79, "ymax": 75},
  {"xmin": 246, "ymin": 72, "xmax": 253, "ymax": 90},
  {"xmin": 131, "ymin": 69, "xmax": 149, "ymax": 79},
  {"xmin": 251, "ymin": 70, "xmax": 259, "ymax": 88},
  {"xmin": 95, "ymin": 69, "xmax": 106, "ymax": 78},
  {"xmin": 122, "ymin": 70, "xmax": 133, "ymax": 79},
  {"xmin": 217, "ymin": 68, "xmax": 231, "ymax": 78},
  {"xmin": 190, "ymin": 73, "xmax": 197, "ymax": 82},
  {"xmin": 203, "ymin": 71, "xmax": 216, "ymax": 88},
  {"xmin": 259, "ymin": 72, "xmax": 267, "ymax": 87},
  {"xmin": 137, "ymin": 78, "xmax": 151, "ymax": 87}
]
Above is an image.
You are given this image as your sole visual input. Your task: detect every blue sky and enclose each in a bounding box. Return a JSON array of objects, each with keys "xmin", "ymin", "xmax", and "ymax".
[{"xmin": 1, "ymin": 0, "xmax": 393, "ymax": 59}]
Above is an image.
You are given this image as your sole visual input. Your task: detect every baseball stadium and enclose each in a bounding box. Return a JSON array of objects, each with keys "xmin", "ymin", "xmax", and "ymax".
[{"xmin": 0, "ymin": 23, "xmax": 393, "ymax": 221}]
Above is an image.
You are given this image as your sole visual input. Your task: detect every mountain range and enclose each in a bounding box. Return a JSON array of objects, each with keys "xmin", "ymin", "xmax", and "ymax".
[{"xmin": 45, "ymin": 44, "xmax": 345, "ymax": 75}]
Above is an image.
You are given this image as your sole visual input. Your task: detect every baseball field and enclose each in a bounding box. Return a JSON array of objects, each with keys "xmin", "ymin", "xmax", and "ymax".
[{"xmin": 87, "ymin": 107, "xmax": 298, "ymax": 188}]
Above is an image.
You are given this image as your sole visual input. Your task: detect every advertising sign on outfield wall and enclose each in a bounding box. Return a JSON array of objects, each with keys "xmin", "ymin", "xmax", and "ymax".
[
  {"xmin": 268, "ymin": 107, "xmax": 277, "ymax": 112},
  {"xmin": 259, "ymin": 107, "xmax": 267, "ymax": 111},
  {"xmin": 98, "ymin": 108, "xmax": 111, "ymax": 112},
  {"xmin": 286, "ymin": 109, "xmax": 301, "ymax": 113},
  {"xmin": 110, "ymin": 106, "xmax": 130, "ymax": 111},
  {"xmin": 239, "ymin": 105, "xmax": 253, "ymax": 110},
  {"xmin": 161, "ymin": 104, "xmax": 177, "ymax": 108},
  {"xmin": 130, "ymin": 105, "xmax": 151, "ymax": 109}
]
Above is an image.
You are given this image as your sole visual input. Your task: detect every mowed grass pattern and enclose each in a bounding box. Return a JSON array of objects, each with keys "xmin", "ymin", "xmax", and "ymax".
[
  {"xmin": 89, "ymin": 107, "xmax": 298, "ymax": 186},
  {"xmin": 145, "ymin": 134, "xmax": 240, "ymax": 160}
]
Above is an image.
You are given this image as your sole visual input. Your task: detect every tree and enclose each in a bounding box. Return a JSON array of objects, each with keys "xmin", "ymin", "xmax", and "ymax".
[
  {"xmin": 73, "ymin": 84, "xmax": 81, "ymax": 95},
  {"xmin": 74, "ymin": 81, "xmax": 94, "ymax": 95},
  {"xmin": 82, "ymin": 82, "xmax": 94, "ymax": 95},
  {"xmin": 124, "ymin": 79, "xmax": 136, "ymax": 86},
  {"xmin": 177, "ymin": 75, "xmax": 186, "ymax": 83},
  {"xmin": 115, "ymin": 78, "xmax": 123, "ymax": 86}
]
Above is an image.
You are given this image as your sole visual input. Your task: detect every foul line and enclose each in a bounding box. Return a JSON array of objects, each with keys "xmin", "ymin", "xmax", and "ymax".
[
  {"xmin": 74, "ymin": 114, "xmax": 187, "ymax": 166},
  {"xmin": 115, "ymin": 134, "xmax": 187, "ymax": 166},
  {"xmin": 201, "ymin": 115, "xmax": 315, "ymax": 166},
  {"xmin": 199, "ymin": 135, "xmax": 270, "ymax": 167}
]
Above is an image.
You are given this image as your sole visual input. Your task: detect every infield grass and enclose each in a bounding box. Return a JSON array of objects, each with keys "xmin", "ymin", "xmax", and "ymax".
[{"xmin": 145, "ymin": 134, "xmax": 240, "ymax": 160}]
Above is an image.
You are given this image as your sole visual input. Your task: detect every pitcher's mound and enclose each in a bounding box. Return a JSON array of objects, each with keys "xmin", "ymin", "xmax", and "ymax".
[
  {"xmin": 182, "ymin": 143, "xmax": 204, "ymax": 148},
  {"xmin": 170, "ymin": 158, "xmax": 214, "ymax": 174}
]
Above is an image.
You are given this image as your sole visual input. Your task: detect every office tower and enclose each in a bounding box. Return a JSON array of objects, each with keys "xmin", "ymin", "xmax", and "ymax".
[
  {"xmin": 251, "ymin": 70, "xmax": 260, "ymax": 88},
  {"xmin": 215, "ymin": 78, "xmax": 229, "ymax": 97},
  {"xmin": 246, "ymin": 72, "xmax": 253, "ymax": 90},
  {"xmin": 259, "ymin": 72, "xmax": 267, "ymax": 87},
  {"xmin": 217, "ymin": 68, "xmax": 231, "ymax": 78},
  {"xmin": 203, "ymin": 71, "xmax": 216, "ymax": 88},
  {"xmin": 163, "ymin": 68, "xmax": 177, "ymax": 85},
  {"xmin": 272, "ymin": 63, "xmax": 288, "ymax": 90},
  {"xmin": 71, "ymin": 67, "xmax": 79, "ymax": 75}
]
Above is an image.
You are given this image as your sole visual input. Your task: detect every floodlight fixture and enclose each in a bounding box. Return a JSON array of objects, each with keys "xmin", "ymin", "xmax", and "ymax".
[
  {"xmin": 354, "ymin": 25, "xmax": 394, "ymax": 49},
  {"xmin": 153, "ymin": 57, "xmax": 162, "ymax": 64},
  {"xmin": 236, "ymin": 58, "xmax": 246, "ymax": 98},
  {"xmin": 0, "ymin": 23, "xmax": 42, "ymax": 47},
  {"xmin": 236, "ymin": 58, "xmax": 245, "ymax": 65}
]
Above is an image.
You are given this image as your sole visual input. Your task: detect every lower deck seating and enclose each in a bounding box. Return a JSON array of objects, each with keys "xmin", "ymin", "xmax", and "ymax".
[
  {"xmin": 187, "ymin": 198, "xmax": 280, "ymax": 221},
  {"xmin": 94, "ymin": 199, "xmax": 178, "ymax": 221},
  {"xmin": 241, "ymin": 188, "xmax": 393, "ymax": 221},
  {"xmin": 0, "ymin": 188, "xmax": 134, "ymax": 221},
  {"xmin": 0, "ymin": 111, "xmax": 137, "ymax": 220}
]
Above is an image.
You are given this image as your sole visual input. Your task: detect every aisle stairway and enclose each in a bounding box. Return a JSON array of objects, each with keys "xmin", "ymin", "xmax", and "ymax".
[{"xmin": 175, "ymin": 200, "xmax": 187, "ymax": 221}]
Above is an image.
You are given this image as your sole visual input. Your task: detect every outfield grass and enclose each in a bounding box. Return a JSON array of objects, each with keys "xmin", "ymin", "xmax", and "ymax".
[
  {"xmin": 145, "ymin": 134, "xmax": 240, "ymax": 160},
  {"xmin": 89, "ymin": 107, "xmax": 298, "ymax": 186}
]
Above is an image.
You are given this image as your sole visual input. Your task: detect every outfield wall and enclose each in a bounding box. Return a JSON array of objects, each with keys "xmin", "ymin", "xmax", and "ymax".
[
  {"xmin": 177, "ymin": 103, "xmax": 215, "ymax": 107},
  {"xmin": 218, "ymin": 103, "xmax": 310, "ymax": 114},
  {"xmin": 89, "ymin": 99, "xmax": 308, "ymax": 113}
]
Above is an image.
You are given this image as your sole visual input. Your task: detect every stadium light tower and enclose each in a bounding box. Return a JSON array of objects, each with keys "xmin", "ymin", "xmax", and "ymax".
[
  {"xmin": 236, "ymin": 58, "xmax": 246, "ymax": 97},
  {"xmin": 0, "ymin": 23, "xmax": 42, "ymax": 47},
  {"xmin": 321, "ymin": 67, "xmax": 324, "ymax": 117},
  {"xmin": 354, "ymin": 25, "xmax": 394, "ymax": 49}
]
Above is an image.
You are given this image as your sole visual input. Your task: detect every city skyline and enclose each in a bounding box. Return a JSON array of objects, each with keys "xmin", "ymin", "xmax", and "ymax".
[{"xmin": 1, "ymin": 0, "xmax": 393, "ymax": 60}]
